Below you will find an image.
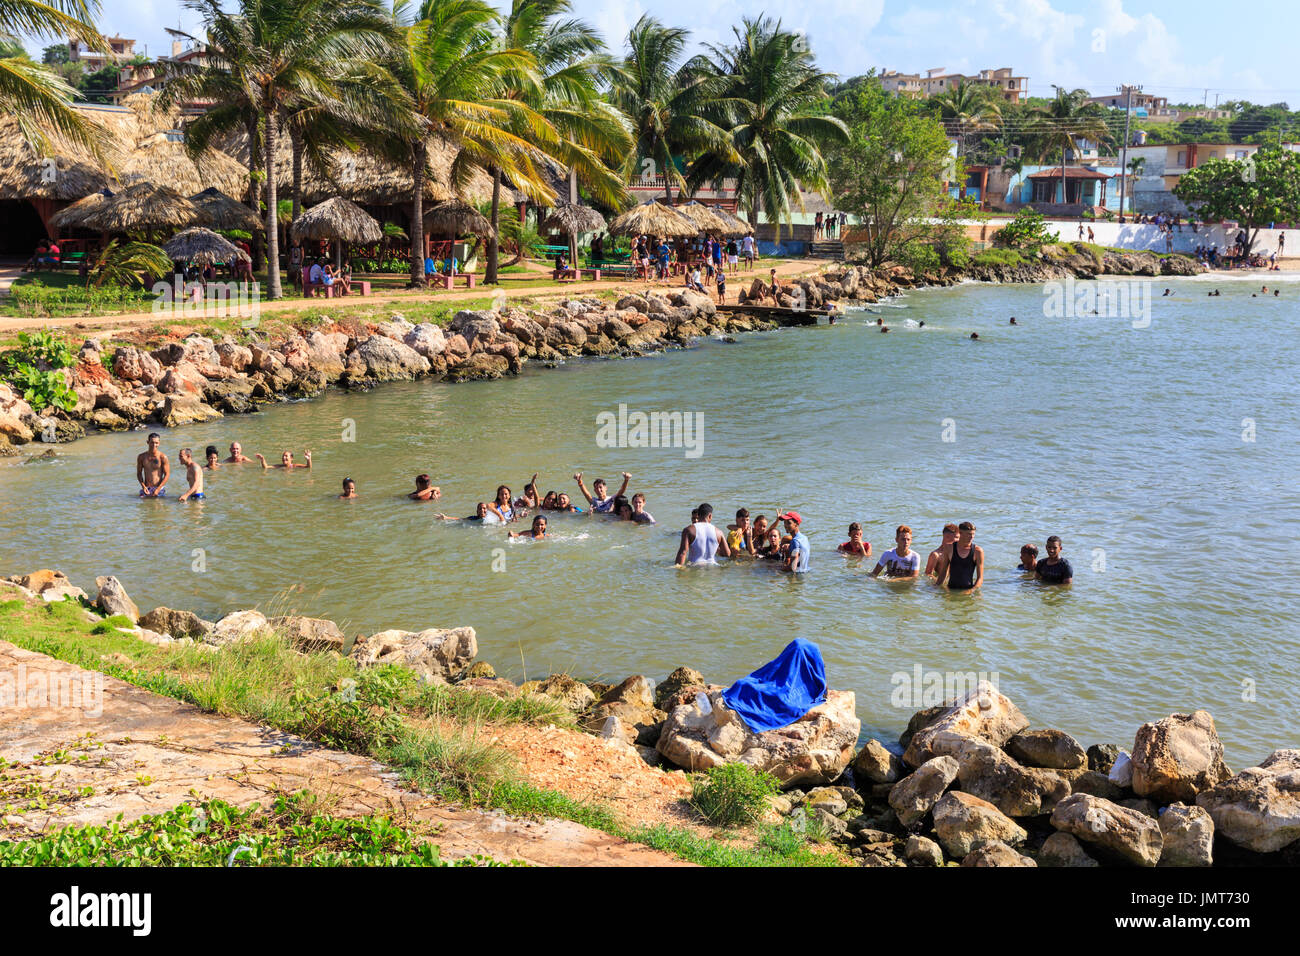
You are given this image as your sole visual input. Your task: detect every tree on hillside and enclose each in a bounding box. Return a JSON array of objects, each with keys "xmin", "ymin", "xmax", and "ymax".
[
  {"xmin": 1174, "ymin": 148, "xmax": 1300, "ymax": 255},
  {"xmin": 930, "ymin": 80, "xmax": 1001, "ymax": 156},
  {"xmin": 826, "ymin": 81, "xmax": 953, "ymax": 267}
]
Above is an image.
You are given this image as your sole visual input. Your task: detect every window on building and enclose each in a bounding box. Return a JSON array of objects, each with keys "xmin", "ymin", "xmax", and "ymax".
[{"xmin": 1176, "ymin": 150, "xmax": 1186, "ymax": 167}]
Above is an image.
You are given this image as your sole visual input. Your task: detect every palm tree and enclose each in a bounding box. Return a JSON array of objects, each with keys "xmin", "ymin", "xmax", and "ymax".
[
  {"xmin": 0, "ymin": 0, "xmax": 108, "ymax": 155},
  {"xmin": 931, "ymin": 80, "xmax": 1002, "ymax": 156},
  {"xmin": 1028, "ymin": 86, "xmax": 1112, "ymax": 206},
  {"xmin": 183, "ymin": 0, "xmax": 397, "ymax": 300},
  {"xmin": 607, "ymin": 15, "xmax": 734, "ymax": 203},
  {"xmin": 485, "ymin": 0, "xmax": 630, "ymax": 282},
  {"xmin": 687, "ymin": 17, "xmax": 848, "ymax": 236},
  {"xmin": 391, "ymin": 0, "xmax": 556, "ymax": 287}
]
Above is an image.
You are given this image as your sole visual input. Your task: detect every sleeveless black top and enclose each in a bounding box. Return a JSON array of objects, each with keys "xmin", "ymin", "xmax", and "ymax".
[{"xmin": 949, "ymin": 545, "xmax": 977, "ymax": 589}]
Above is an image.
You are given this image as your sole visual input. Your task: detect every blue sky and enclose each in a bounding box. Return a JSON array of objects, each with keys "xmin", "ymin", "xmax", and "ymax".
[{"xmin": 27, "ymin": 0, "xmax": 1299, "ymax": 107}]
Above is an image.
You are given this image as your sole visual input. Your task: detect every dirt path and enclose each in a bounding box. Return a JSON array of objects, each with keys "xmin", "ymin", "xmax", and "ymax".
[
  {"xmin": 0, "ymin": 641, "xmax": 685, "ymax": 866},
  {"xmin": 0, "ymin": 259, "xmax": 829, "ymax": 334}
]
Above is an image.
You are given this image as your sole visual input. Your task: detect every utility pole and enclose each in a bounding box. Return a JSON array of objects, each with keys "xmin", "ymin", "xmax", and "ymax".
[{"xmin": 1118, "ymin": 84, "xmax": 1141, "ymax": 224}]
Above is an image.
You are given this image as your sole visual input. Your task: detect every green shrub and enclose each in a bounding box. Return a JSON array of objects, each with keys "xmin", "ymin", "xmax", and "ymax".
[
  {"xmin": 992, "ymin": 208, "xmax": 1053, "ymax": 249},
  {"xmin": 972, "ymin": 248, "xmax": 1027, "ymax": 268},
  {"xmin": 897, "ymin": 241, "xmax": 941, "ymax": 275},
  {"xmin": 689, "ymin": 763, "xmax": 780, "ymax": 827}
]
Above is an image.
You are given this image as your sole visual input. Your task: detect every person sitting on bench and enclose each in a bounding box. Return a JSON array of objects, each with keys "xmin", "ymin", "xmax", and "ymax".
[
  {"xmin": 553, "ymin": 252, "xmax": 577, "ymax": 281},
  {"xmin": 423, "ymin": 254, "xmax": 437, "ymax": 285}
]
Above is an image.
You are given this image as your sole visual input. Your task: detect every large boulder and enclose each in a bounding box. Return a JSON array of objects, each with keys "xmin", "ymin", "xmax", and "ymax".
[
  {"xmin": 139, "ymin": 606, "xmax": 214, "ymax": 640},
  {"xmin": 449, "ymin": 311, "xmax": 501, "ymax": 350},
  {"xmin": 1038, "ymin": 831, "xmax": 1100, "ymax": 867},
  {"xmin": 267, "ymin": 615, "xmax": 346, "ymax": 654},
  {"xmin": 1194, "ymin": 749, "xmax": 1300, "ymax": 853},
  {"xmin": 888, "ymin": 755, "xmax": 959, "ymax": 826},
  {"xmin": 931, "ymin": 791, "xmax": 1027, "ymax": 858},
  {"xmin": 302, "ymin": 331, "xmax": 348, "ymax": 377},
  {"xmin": 209, "ymin": 609, "xmax": 270, "ymax": 645},
  {"xmin": 344, "ymin": 335, "xmax": 431, "ymax": 382},
  {"xmin": 215, "ymin": 341, "xmax": 253, "ymax": 371},
  {"xmin": 157, "ymin": 394, "xmax": 221, "ymax": 428},
  {"xmin": 1158, "ymin": 803, "xmax": 1214, "ymax": 866},
  {"xmin": 582, "ymin": 676, "xmax": 664, "ymax": 746},
  {"xmin": 931, "ymin": 730, "xmax": 1071, "ymax": 817},
  {"xmin": 853, "ymin": 738, "xmax": 905, "ymax": 784},
  {"xmin": 902, "ymin": 681, "xmax": 1029, "ymax": 767},
  {"xmin": 961, "ymin": 841, "xmax": 1036, "ymax": 867},
  {"xmin": 654, "ymin": 666, "xmax": 708, "ymax": 711},
  {"xmin": 94, "ymin": 576, "xmax": 138, "ymax": 623},
  {"xmin": 0, "ymin": 383, "xmax": 36, "ymax": 444},
  {"xmin": 112, "ymin": 347, "xmax": 165, "ymax": 385},
  {"xmin": 1007, "ymin": 729, "xmax": 1088, "ymax": 770},
  {"xmin": 530, "ymin": 674, "xmax": 596, "ymax": 712},
  {"xmin": 1131, "ymin": 710, "xmax": 1232, "ymax": 804},
  {"xmin": 403, "ymin": 323, "xmax": 447, "ymax": 359},
  {"xmin": 655, "ymin": 687, "xmax": 860, "ymax": 789},
  {"xmin": 350, "ymin": 626, "xmax": 477, "ymax": 684},
  {"xmin": 1049, "ymin": 793, "xmax": 1163, "ymax": 867},
  {"xmin": 156, "ymin": 361, "xmax": 208, "ymax": 396}
]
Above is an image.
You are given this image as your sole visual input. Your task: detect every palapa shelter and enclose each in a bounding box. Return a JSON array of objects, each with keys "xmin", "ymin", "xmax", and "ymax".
[
  {"xmin": 675, "ymin": 201, "xmax": 731, "ymax": 235},
  {"xmin": 189, "ymin": 187, "xmax": 260, "ymax": 232},
  {"xmin": 607, "ymin": 199, "xmax": 697, "ymax": 238},
  {"xmin": 541, "ymin": 201, "xmax": 606, "ymax": 263},
  {"xmin": 49, "ymin": 189, "xmax": 115, "ymax": 231},
  {"xmin": 291, "ymin": 197, "xmax": 383, "ymax": 270},
  {"xmin": 78, "ymin": 181, "xmax": 210, "ymax": 238},
  {"xmin": 422, "ymin": 199, "xmax": 494, "ymax": 239},
  {"xmin": 163, "ymin": 227, "xmax": 250, "ymax": 267},
  {"xmin": 708, "ymin": 204, "xmax": 751, "ymax": 237}
]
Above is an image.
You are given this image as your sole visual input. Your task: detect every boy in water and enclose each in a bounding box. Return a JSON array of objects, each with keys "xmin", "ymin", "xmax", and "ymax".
[
  {"xmin": 675, "ymin": 503, "xmax": 733, "ymax": 567},
  {"xmin": 136, "ymin": 433, "xmax": 170, "ymax": 497},
  {"xmin": 934, "ymin": 521, "xmax": 983, "ymax": 590},
  {"xmin": 727, "ymin": 508, "xmax": 752, "ymax": 555},
  {"xmin": 1017, "ymin": 543, "xmax": 1039, "ymax": 572},
  {"xmin": 409, "ymin": 474, "xmax": 441, "ymax": 501},
  {"xmin": 870, "ymin": 525, "xmax": 920, "ymax": 579},
  {"xmin": 925, "ymin": 524, "xmax": 958, "ymax": 576},
  {"xmin": 630, "ymin": 492, "xmax": 655, "ymax": 524},
  {"xmin": 257, "ymin": 450, "xmax": 312, "ymax": 469},
  {"xmin": 838, "ymin": 522, "xmax": 871, "ymax": 557},
  {"xmin": 779, "ymin": 511, "xmax": 810, "ymax": 572},
  {"xmin": 225, "ymin": 442, "xmax": 253, "ymax": 464},
  {"xmin": 1035, "ymin": 536, "xmax": 1073, "ymax": 585},
  {"xmin": 176, "ymin": 448, "xmax": 204, "ymax": 501},
  {"xmin": 509, "ymin": 515, "xmax": 548, "ymax": 539},
  {"xmin": 436, "ymin": 502, "xmax": 489, "ymax": 522},
  {"xmin": 574, "ymin": 471, "xmax": 630, "ymax": 514}
]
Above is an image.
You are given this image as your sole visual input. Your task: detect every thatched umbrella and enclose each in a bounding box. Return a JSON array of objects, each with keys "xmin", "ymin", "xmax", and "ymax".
[
  {"xmin": 79, "ymin": 182, "xmax": 209, "ymax": 238},
  {"xmin": 676, "ymin": 200, "xmax": 731, "ymax": 235},
  {"xmin": 709, "ymin": 204, "xmax": 751, "ymax": 237},
  {"xmin": 291, "ymin": 196, "xmax": 382, "ymax": 270},
  {"xmin": 50, "ymin": 189, "xmax": 115, "ymax": 231},
  {"xmin": 189, "ymin": 187, "xmax": 261, "ymax": 232},
  {"xmin": 423, "ymin": 199, "xmax": 494, "ymax": 238},
  {"xmin": 164, "ymin": 227, "xmax": 250, "ymax": 267},
  {"xmin": 607, "ymin": 199, "xmax": 697, "ymax": 238},
  {"xmin": 542, "ymin": 202, "xmax": 606, "ymax": 264}
]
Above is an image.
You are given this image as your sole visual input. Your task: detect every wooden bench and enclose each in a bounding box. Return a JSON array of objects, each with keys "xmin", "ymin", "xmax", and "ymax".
[
  {"xmin": 431, "ymin": 272, "xmax": 475, "ymax": 290},
  {"xmin": 535, "ymin": 244, "xmax": 569, "ymax": 259}
]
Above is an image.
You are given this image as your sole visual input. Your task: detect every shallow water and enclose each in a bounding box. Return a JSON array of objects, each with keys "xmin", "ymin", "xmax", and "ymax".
[{"xmin": 2, "ymin": 276, "xmax": 1298, "ymax": 765}]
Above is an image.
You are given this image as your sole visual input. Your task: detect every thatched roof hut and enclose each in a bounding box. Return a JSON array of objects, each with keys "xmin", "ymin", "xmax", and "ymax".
[
  {"xmin": 423, "ymin": 199, "xmax": 494, "ymax": 238},
  {"xmin": 542, "ymin": 202, "xmax": 606, "ymax": 235},
  {"xmin": 79, "ymin": 181, "xmax": 209, "ymax": 234},
  {"xmin": 708, "ymin": 205, "xmax": 751, "ymax": 236},
  {"xmin": 190, "ymin": 187, "xmax": 260, "ymax": 232},
  {"xmin": 675, "ymin": 201, "xmax": 730, "ymax": 234},
  {"xmin": 49, "ymin": 189, "xmax": 114, "ymax": 230},
  {"xmin": 291, "ymin": 197, "xmax": 383, "ymax": 243},
  {"xmin": 164, "ymin": 227, "xmax": 250, "ymax": 265},
  {"xmin": 608, "ymin": 199, "xmax": 697, "ymax": 237}
]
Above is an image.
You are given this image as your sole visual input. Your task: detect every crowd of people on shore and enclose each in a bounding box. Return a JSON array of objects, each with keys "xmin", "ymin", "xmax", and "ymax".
[{"xmin": 606, "ymin": 231, "xmax": 759, "ymax": 304}]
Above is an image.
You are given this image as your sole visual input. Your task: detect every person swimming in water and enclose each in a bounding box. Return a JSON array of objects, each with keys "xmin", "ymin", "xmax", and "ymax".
[
  {"xmin": 225, "ymin": 441, "xmax": 253, "ymax": 464},
  {"xmin": 176, "ymin": 448, "xmax": 204, "ymax": 501},
  {"xmin": 409, "ymin": 474, "xmax": 441, "ymax": 501},
  {"xmin": 339, "ymin": 477, "xmax": 357, "ymax": 499},
  {"xmin": 870, "ymin": 525, "xmax": 920, "ymax": 579},
  {"xmin": 574, "ymin": 471, "xmax": 630, "ymax": 514},
  {"xmin": 838, "ymin": 522, "xmax": 871, "ymax": 557},
  {"xmin": 204, "ymin": 445, "xmax": 221, "ymax": 470},
  {"xmin": 509, "ymin": 515, "xmax": 549, "ymax": 539},
  {"xmin": 675, "ymin": 502, "xmax": 733, "ymax": 567},
  {"xmin": 629, "ymin": 492, "xmax": 655, "ymax": 524},
  {"xmin": 727, "ymin": 508, "xmax": 753, "ymax": 555},
  {"xmin": 1035, "ymin": 535, "xmax": 1073, "ymax": 585},
  {"xmin": 1017, "ymin": 543, "xmax": 1039, "ymax": 572},
  {"xmin": 257, "ymin": 450, "xmax": 312, "ymax": 469},
  {"xmin": 137, "ymin": 433, "xmax": 170, "ymax": 497},
  {"xmin": 1009, "ymin": 317, "xmax": 1017, "ymax": 325},
  {"xmin": 487, "ymin": 485, "xmax": 516, "ymax": 523},
  {"xmin": 436, "ymin": 502, "xmax": 490, "ymax": 522},
  {"xmin": 751, "ymin": 514, "xmax": 780, "ymax": 558},
  {"xmin": 925, "ymin": 524, "xmax": 958, "ymax": 577}
]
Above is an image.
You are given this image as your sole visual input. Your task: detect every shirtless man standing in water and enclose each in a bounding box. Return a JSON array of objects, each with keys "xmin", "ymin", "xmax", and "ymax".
[
  {"xmin": 177, "ymin": 448, "xmax": 204, "ymax": 501},
  {"xmin": 136, "ymin": 433, "xmax": 170, "ymax": 497},
  {"xmin": 934, "ymin": 521, "xmax": 984, "ymax": 590}
]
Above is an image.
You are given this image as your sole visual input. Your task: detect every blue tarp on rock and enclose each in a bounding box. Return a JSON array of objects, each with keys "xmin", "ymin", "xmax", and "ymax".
[{"xmin": 722, "ymin": 638, "xmax": 828, "ymax": 733}]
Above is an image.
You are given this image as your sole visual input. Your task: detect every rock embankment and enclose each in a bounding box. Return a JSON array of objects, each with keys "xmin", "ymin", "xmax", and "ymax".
[{"xmin": 7, "ymin": 567, "xmax": 1291, "ymax": 869}]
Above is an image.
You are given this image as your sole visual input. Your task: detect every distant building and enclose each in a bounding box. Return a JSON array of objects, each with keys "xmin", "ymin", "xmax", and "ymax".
[
  {"xmin": 880, "ymin": 67, "xmax": 1028, "ymax": 103},
  {"xmin": 1127, "ymin": 143, "xmax": 1260, "ymax": 214},
  {"xmin": 1085, "ymin": 92, "xmax": 1232, "ymax": 125},
  {"xmin": 107, "ymin": 34, "xmax": 214, "ymax": 113},
  {"xmin": 68, "ymin": 34, "xmax": 138, "ymax": 72}
]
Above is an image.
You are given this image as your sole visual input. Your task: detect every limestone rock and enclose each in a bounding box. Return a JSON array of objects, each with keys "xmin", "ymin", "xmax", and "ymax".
[
  {"xmin": 962, "ymin": 841, "xmax": 1036, "ymax": 867},
  {"xmin": 888, "ymin": 755, "xmax": 959, "ymax": 827},
  {"xmin": 209, "ymin": 609, "xmax": 270, "ymax": 645},
  {"xmin": 350, "ymin": 627, "xmax": 478, "ymax": 684},
  {"xmin": 158, "ymin": 395, "xmax": 221, "ymax": 428},
  {"xmin": 1194, "ymin": 749, "xmax": 1300, "ymax": 853},
  {"xmin": 267, "ymin": 615, "xmax": 346, "ymax": 654},
  {"xmin": 932, "ymin": 730, "xmax": 1071, "ymax": 817},
  {"xmin": 1109, "ymin": 751, "xmax": 1134, "ymax": 787},
  {"xmin": 345, "ymin": 335, "xmax": 431, "ymax": 382},
  {"xmin": 139, "ymin": 606, "xmax": 214, "ymax": 640},
  {"xmin": 13, "ymin": 569, "xmax": 73, "ymax": 595},
  {"xmin": 1087, "ymin": 743, "xmax": 1121, "ymax": 773},
  {"xmin": 462, "ymin": 662, "xmax": 496, "ymax": 680},
  {"xmin": 1158, "ymin": 803, "xmax": 1214, "ymax": 866},
  {"xmin": 655, "ymin": 687, "xmax": 860, "ymax": 788},
  {"xmin": 653, "ymin": 666, "xmax": 707, "ymax": 711},
  {"xmin": 1049, "ymin": 793, "xmax": 1163, "ymax": 867},
  {"xmin": 903, "ymin": 681, "xmax": 1029, "ymax": 767},
  {"xmin": 932, "ymin": 791, "xmax": 1027, "ymax": 858},
  {"xmin": 403, "ymin": 323, "xmax": 447, "ymax": 359},
  {"xmin": 1131, "ymin": 710, "xmax": 1232, "ymax": 804},
  {"xmin": 94, "ymin": 576, "xmax": 139, "ymax": 623},
  {"xmin": 904, "ymin": 834, "xmax": 944, "ymax": 867},
  {"xmin": 853, "ymin": 738, "xmax": 905, "ymax": 784},
  {"xmin": 1038, "ymin": 831, "xmax": 1100, "ymax": 867},
  {"xmin": 582, "ymin": 675, "xmax": 663, "ymax": 746},
  {"xmin": 532, "ymin": 674, "xmax": 596, "ymax": 712},
  {"xmin": 1007, "ymin": 729, "xmax": 1088, "ymax": 770}
]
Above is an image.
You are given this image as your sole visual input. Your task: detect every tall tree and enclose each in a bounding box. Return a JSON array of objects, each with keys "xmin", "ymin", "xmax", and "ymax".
[
  {"xmin": 1175, "ymin": 148, "xmax": 1300, "ymax": 255},
  {"xmin": 930, "ymin": 80, "xmax": 1001, "ymax": 156},
  {"xmin": 607, "ymin": 15, "xmax": 732, "ymax": 203},
  {"xmin": 687, "ymin": 16, "xmax": 848, "ymax": 235}
]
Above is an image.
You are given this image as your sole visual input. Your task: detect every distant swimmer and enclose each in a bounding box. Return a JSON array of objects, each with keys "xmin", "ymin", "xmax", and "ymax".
[
  {"xmin": 727, "ymin": 508, "xmax": 753, "ymax": 555},
  {"xmin": 630, "ymin": 492, "xmax": 655, "ymax": 524},
  {"xmin": 751, "ymin": 514, "xmax": 779, "ymax": 559},
  {"xmin": 870, "ymin": 525, "xmax": 920, "ymax": 579},
  {"xmin": 509, "ymin": 515, "xmax": 549, "ymax": 539},
  {"xmin": 257, "ymin": 450, "xmax": 311, "ymax": 469},
  {"xmin": 675, "ymin": 502, "xmax": 732, "ymax": 567},
  {"xmin": 574, "ymin": 471, "xmax": 629, "ymax": 514},
  {"xmin": 970, "ymin": 332, "xmax": 979, "ymax": 340},
  {"xmin": 204, "ymin": 445, "xmax": 221, "ymax": 469},
  {"xmin": 1162, "ymin": 288, "xmax": 1171, "ymax": 296},
  {"xmin": 880, "ymin": 326, "xmax": 890, "ymax": 333},
  {"xmin": 136, "ymin": 432, "xmax": 169, "ymax": 497},
  {"xmin": 409, "ymin": 474, "xmax": 440, "ymax": 501},
  {"xmin": 1035, "ymin": 535, "xmax": 1073, "ymax": 585},
  {"xmin": 1009, "ymin": 317, "xmax": 1017, "ymax": 325},
  {"xmin": 176, "ymin": 448, "xmax": 204, "ymax": 501},
  {"xmin": 918, "ymin": 320, "xmax": 925, "ymax": 328},
  {"xmin": 225, "ymin": 441, "xmax": 253, "ymax": 463},
  {"xmin": 487, "ymin": 485, "xmax": 515, "ymax": 523},
  {"xmin": 876, "ymin": 317, "xmax": 883, "ymax": 326},
  {"xmin": 339, "ymin": 477, "xmax": 357, "ymax": 499}
]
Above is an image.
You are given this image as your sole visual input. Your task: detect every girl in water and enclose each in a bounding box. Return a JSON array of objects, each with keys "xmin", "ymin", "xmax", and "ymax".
[{"xmin": 486, "ymin": 485, "xmax": 515, "ymax": 523}]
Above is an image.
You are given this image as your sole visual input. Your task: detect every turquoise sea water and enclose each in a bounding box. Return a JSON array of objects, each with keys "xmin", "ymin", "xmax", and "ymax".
[{"xmin": 2, "ymin": 273, "xmax": 1297, "ymax": 766}]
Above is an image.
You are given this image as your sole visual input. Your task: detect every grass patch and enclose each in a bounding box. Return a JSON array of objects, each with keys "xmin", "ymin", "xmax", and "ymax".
[
  {"xmin": 972, "ymin": 248, "xmax": 1027, "ymax": 268},
  {"xmin": 690, "ymin": 763, "xmax": 780, "ymax": 827}
]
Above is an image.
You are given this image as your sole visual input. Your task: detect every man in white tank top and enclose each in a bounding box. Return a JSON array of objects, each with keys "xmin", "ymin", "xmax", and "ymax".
[{"xmin": 674, "ymin": 502, "xmax": 733, "ymax": 566}]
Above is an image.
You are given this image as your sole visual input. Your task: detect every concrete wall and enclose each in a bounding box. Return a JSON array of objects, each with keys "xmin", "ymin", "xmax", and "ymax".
[{"xmin": 1039, "ymin": 219, "xmax": 1290, "ymax": 255}]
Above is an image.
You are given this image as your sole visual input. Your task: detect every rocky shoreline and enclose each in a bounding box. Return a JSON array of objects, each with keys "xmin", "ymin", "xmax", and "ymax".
[
  {"xmin": 0, "ymin": 249, "xmax": 1203, "ymax": 453},
  {"xmin": 7, "ymin": 566, "xmax": 1294, "ymax": 869}
]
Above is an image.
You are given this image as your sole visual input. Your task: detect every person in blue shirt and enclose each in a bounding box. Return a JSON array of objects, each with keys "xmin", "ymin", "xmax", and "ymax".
[
  {"xmin": 423, "ymin": 255, "xmax": 436, "ymax": 281},
  {"xmin": 779, "ymin": 510, "xmax": 810, "ymax": 572}
]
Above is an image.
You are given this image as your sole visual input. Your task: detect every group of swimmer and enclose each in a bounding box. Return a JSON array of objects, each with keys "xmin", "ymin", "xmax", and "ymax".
[{"xmin": 135, "ymin": 435, "xmax": 309, "ymax": 501}]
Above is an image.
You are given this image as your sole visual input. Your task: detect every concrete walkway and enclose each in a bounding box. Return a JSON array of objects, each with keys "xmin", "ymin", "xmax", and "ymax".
[{"xmin": 0, "ymin": 641, "xmax": 685, "ymax": 866}]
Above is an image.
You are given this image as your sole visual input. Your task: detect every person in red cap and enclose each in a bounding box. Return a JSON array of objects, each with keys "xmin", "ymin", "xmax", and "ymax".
[{"xmin": 778, "ymin": 511, "xmax": 810, "ymax": 572}]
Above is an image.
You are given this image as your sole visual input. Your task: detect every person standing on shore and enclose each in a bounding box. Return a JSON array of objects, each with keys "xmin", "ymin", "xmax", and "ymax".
[
  {"xmin": 935, "ymin": 521, "xmax": 983, "ymax": 590},
  {"xmin": 675, "ymin": 502, "xmax": 733, "ymax": 566},
  {"xmin": 136, "ymin": 433, "xmax": 170, "ymax": 497},
  {"xmin": 1035, "ymin": 536, "xmax": 1073, "ymax": 585}
]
